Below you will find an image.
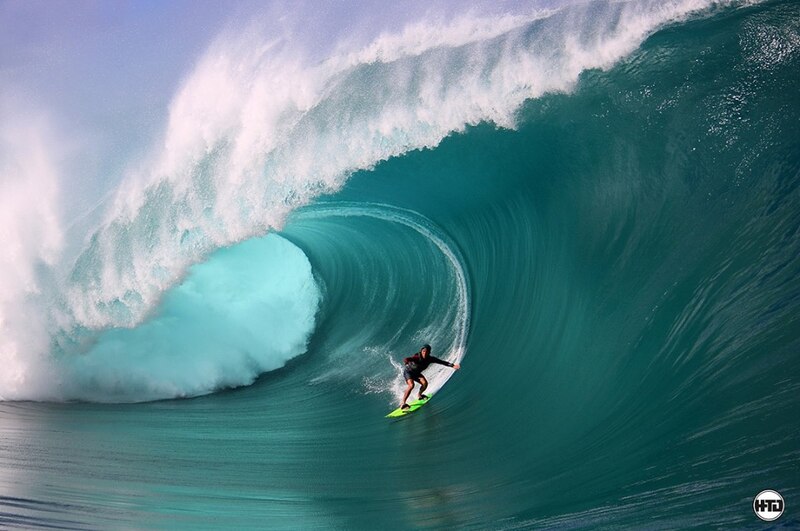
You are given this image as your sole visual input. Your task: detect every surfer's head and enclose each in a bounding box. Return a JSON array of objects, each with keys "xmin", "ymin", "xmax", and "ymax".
[{"xmin": 421, "ymin": 344, "xmax": 431, "ymax": 356}]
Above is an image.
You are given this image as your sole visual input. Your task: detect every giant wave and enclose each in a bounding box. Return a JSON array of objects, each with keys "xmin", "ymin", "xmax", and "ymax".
[{"xmin": 0, "ymin": 0, "xmax": 776, "ymax": 404}]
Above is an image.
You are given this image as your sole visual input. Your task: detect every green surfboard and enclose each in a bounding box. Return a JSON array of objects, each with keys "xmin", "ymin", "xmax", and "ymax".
[{"xmin": 386, "ymin": 395, "xmax": 431, "ymax": 418}]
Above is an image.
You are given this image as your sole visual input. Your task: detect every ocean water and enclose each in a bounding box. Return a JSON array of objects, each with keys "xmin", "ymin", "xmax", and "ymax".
[{"xmin": 1, "ymin": 0, "xmax": 799, "ymax": 528}]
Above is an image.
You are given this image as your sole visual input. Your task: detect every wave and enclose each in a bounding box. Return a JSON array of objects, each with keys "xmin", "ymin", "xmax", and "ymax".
[
  {"xmin": 0, "ymin": 0, "xmax": 751, "ymax": 401},
  {"xmin": 0, "ymin": 1, "xmax": 798, "ymax": 526}
]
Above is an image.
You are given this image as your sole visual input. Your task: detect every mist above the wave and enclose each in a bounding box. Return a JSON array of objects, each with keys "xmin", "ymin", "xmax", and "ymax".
[{"xmin": 0, "ymin": 104, "xmax": 66, "ymax": 399}]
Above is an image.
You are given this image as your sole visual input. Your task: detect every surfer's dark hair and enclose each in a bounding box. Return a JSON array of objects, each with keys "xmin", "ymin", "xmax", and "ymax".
[{"xmin": 422, "ymin": 344, "xmax": 431, "ymax": 352}]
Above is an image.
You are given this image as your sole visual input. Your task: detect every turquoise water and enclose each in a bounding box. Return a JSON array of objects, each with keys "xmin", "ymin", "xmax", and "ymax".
[{"xmin": 1, "ymin": 0, "xmax": 799, "ymax": 528}]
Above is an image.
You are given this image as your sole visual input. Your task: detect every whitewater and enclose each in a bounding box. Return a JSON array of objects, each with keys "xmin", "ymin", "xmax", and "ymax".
[{"xmin": 1, "ymin": 0, "xmax": 799, "ymax": 528}]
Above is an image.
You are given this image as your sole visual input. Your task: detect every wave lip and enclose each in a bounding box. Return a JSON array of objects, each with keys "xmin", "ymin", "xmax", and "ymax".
[{"xmin": 69, "ymin": 0, "xmax": 727, "ymax": 332}]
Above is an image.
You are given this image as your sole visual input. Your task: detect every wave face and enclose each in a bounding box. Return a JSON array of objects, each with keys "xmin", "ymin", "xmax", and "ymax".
[{"xmin": 1, "ymin": 0, "xmax": 799, "ymax": 528}]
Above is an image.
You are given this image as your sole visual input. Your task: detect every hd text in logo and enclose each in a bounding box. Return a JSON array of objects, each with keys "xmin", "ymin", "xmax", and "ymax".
[{"xmin": 753, "ymin": 490, "xmax": 784, "ymax": 522}]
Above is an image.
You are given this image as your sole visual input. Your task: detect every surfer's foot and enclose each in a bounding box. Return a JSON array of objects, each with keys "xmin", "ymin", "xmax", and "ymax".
[
  {"xmin": 418, "ymin": 394, "xmax": 429, "ymax": 400},
  {"xmin": 401, "ymin": 403, "xmax": 410, "ymax": 410}
]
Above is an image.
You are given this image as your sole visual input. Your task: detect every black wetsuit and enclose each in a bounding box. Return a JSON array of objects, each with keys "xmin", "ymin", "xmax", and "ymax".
[{"xmin": 402, "ymin": 353, "xmax": 454, "ymax": 381}]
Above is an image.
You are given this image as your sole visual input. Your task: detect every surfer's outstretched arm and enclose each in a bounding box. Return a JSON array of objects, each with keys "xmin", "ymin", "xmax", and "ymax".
[{"xmin": 429, "ymin": 356, "xmax": 460, "ymax": 370}]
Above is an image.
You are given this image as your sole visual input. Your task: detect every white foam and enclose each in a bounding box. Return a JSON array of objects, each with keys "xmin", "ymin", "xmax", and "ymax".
[{"xmin": 332, "ymin": 10, "xmax": 553, "ymax": 68}]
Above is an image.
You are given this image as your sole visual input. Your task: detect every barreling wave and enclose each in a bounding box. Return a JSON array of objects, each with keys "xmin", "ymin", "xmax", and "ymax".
[
  {"xmin": 0, "ymin": 0, "xmax": 751, "ymax": 401},
  {"xmin": 0, "ymin": 1, "xmax": 798, "ymax": 527},
  {"xmin": 285, "ymin": 202, "xmax": 470, "ymax": 402}
]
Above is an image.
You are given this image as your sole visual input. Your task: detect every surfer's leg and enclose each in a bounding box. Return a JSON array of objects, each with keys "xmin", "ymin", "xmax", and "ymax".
[
  {"xmin": 417, "ymin": 376, "xmax": 428, "ymax": 399},
  {"xmin": 401, "ymin": 379, "xmax": 414, "ymax": 408}
]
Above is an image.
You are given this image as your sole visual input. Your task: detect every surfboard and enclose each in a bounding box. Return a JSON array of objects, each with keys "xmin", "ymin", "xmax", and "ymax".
[{"xmin": 386, "ymin": 395, "xmax": 431, "ymax": 418}]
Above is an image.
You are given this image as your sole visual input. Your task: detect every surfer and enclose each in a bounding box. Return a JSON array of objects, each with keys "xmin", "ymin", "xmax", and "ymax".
[{"xmin": 400, "ymin": 344, "xmax": 460, "ymax": 410}]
